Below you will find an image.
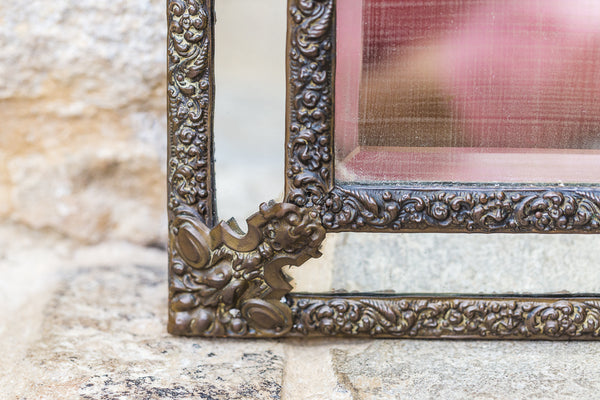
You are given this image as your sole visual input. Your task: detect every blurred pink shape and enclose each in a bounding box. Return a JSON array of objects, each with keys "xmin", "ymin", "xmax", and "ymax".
[
  {"xmin": 335, "ymin": 0, "xmax": 363, "ymax": 159},
  {"xmin": 336, "ymin": 0, "xmax": 600, "ymax": 151},
  {"xmin": 440, "ymin": 0, "xmax": 600, "ymax": 148}
]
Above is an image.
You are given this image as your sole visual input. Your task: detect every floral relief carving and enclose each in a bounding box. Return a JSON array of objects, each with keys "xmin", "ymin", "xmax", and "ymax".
[
  {"xmin": 167, "ymin": 0, "xmax": 215, "ymax": 225},
  {"xmin": 289, "ymin": 296, "xmax": 600, "ymax": 339},
  {"xmin": 286, "ymin": 0, "xmax": 335, "ymax": 208},
  {"xmin": 319, "ymin": 188, "xmax": 600, "ymax": 232}
]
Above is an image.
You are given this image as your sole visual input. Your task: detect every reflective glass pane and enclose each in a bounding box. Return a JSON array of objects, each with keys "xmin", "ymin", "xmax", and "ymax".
[{"xmin": 335, "ymin": 0, "xmax": 600, "ymax": 183}]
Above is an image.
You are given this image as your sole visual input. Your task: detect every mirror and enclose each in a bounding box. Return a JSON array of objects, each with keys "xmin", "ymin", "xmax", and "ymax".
[
  {"xmin": 335, "ymin": 0, "xmax": 600, "ymax": 183},
  {"xmin": 168, "ymin": 0, "xmax": 600, "ymax": 340}
]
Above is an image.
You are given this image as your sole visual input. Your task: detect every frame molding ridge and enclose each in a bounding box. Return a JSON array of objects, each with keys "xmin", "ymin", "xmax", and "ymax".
[
  {"xmin": 167, "ymin": 0, "xmax": 216, "ymax": 227},
  {"xmin": 320, "ymin": 188, "xmax": 600, "ymax": 232},
  {"xmin": 287, "ymin": 295, "xmax": 600, "ymax": 339},
  {"xmin": 286, "ymin": 0, "xmax": 336, "ymax": 208}
]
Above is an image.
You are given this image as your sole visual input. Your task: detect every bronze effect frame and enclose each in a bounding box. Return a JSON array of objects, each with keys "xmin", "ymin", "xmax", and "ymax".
[{"xmin": 168, "ymin": 0, "xmax": 600, "ymax": 339}]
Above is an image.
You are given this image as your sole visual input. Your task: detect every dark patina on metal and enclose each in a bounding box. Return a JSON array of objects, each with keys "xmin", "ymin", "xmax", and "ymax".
[{"xmin": 167, "ymin": 0, "xmax": 600, "ymax": 339}]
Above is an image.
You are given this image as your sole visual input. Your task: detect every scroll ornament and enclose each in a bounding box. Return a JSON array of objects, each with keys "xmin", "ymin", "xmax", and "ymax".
[{"xmin": 168, "ymin": 202, "xmax": 326, "ymax": 337}]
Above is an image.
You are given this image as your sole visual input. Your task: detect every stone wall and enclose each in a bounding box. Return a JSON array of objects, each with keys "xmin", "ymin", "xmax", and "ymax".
[{"xmin": 0, "ymin": 0, "xmax": 167, "ymax": 246}]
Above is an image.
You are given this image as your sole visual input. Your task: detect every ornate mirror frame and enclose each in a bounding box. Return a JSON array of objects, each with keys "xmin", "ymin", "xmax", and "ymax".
[{"xmin": 167, "ymin": 0, "xmax": 600, "ymax": 339}]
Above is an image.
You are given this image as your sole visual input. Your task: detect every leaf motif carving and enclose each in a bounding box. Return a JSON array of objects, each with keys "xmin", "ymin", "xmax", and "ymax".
[
  {"xmin": 320, "ymin": 188, "xmax": 600, "ymax": 233},
  {"xmin": 290, "ymin": 296, "xmax": 600, "ymax": 339},
  {"xmin": 577, "ymin": 191, "xmax": 600, "ymax": 208},
  {"xmin": 168, "ymin": 0, "xmax": 214, "ymax": 225},
  {"xmin": 306, "ymin": 0, "xmax": 332, "ymax": 40}
]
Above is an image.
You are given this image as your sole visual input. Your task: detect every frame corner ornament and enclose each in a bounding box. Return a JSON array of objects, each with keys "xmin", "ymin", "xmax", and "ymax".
[{"xmin": 168, "ymin": 202, "xmax": 326, "ymax": 337}]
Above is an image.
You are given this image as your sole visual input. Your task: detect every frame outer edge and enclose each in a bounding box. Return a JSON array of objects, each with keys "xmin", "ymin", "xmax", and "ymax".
[{"xmin": 167, "ymin": 0, "xmax": 216, "ymax": 228}]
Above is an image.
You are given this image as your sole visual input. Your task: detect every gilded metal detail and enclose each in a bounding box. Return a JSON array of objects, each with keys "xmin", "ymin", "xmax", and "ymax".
[
  {"xmin": 167, "ymin": 0, "xmax": 216, "ymax": 226},
  {"xmin": 168, "ymin": 202, "xmax": 325, "ymax": 337},
  {"xmin": 286, "ymin": 0, "xmax": 335, "ymax": 208},
  {"xmin": 289, "ymin": 295, "xmax": 600, "ymax": 339}
]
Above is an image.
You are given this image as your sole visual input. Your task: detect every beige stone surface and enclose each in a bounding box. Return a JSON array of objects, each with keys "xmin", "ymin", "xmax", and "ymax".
[
  {"xmin": 3, "ymin": 226, "xmax": 600, "ymax": 399},
  {"xmin": 0, "ymin": 0, "xmax": 167, "ymax": 246},
  {"xmin": 0, "ymin": 228, "xmax": 285, "ymax": 400},
  {"xmin": 329, "ymin": 340, "xmax": 600, "ymax": 400}
]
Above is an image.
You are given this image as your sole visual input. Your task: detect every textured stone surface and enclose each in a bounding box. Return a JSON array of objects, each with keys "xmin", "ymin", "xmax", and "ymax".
[
  {"xmin": 330, "ymin": 340, "xmax": 600, "ymax": 400},
  {"xmin": 0, "ymin": 233, "xmax": 284, "ymax": 400},
  {"xmin": 5, "ymin": 232, "xmax": 600, "ymax": 399},
  {"xmin": 0, "ymin": 0, "xmax": 167, "ymax": 245},
  {"xmin": 8, "ymin": 144, "xmax": 165, "ymax": 245}
]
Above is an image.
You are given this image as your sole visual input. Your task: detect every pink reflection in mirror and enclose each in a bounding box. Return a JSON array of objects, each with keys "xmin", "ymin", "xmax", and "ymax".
[{"xmin": 335, "ymin": 0, "xmax": 600, "ymax": 183}]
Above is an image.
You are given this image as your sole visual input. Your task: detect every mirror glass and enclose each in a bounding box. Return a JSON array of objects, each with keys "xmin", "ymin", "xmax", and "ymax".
[
  {"xmin": 288, "ymin": 232, "xmax": 600, "ymax": 294},
  {"xmin": 335, "ymin": 0, "xmax": 600, "ymax": 183},
  {"xmin": 214, "ymin": 0, "xmax": 286, "ymax": 224}
]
